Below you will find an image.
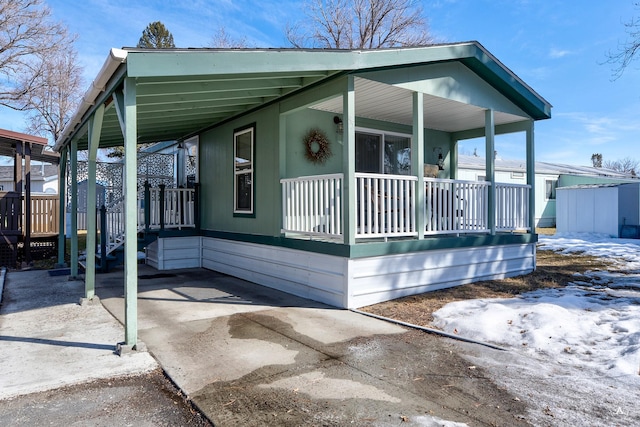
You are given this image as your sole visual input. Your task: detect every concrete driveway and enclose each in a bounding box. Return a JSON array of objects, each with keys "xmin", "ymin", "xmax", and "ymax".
[{"xmin": 97, "ymin": 265, "xmax": 527, "ymax": 426}]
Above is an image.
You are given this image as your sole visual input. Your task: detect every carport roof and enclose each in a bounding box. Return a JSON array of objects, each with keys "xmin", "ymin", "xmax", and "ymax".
[
  {"xmin": 54, "ymin": 41, "xmax": 552, "ymax": 152},
  {"xmin": 0, "ymin": 128, "xmax": 59, "ymax": 164}
]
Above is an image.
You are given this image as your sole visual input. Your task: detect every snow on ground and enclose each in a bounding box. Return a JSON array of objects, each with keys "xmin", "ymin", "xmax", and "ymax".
[{"xmin": 433, "ymin": 232, "xmax": 640, "ymax": 425}]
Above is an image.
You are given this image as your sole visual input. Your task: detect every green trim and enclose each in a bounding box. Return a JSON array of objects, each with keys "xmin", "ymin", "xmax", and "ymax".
[{"xmin": 198, "ymin": 229, "xmax": 537, "ymax": 259}]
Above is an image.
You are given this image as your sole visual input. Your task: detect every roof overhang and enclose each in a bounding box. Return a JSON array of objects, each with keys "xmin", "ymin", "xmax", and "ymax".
[
  {"xmin": 54, "ymin": 42, "xmax": 552, "ymax": 152},
  {"xmin": 0, "ymin": 128, "xmax": 60, "ymax": 164}
]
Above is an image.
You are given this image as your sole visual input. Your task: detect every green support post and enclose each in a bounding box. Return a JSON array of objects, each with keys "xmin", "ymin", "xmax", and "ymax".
[
  {"xmin": 412, "ymin": 91, "xmax": 425, "ymax": 239},
  {"xmin": 343, "ymin": 75, "xmax": 355, "ymax": 246},
  {"xmin": 85, "ymin": 104, "xmax": 104, "ymax": 300},
  {"xmin": 485, "ymin": 109, "xmax": 496, "ymax": 235},
  {"xmin": 56, "ymin": 148, "xmax": 68, "ymax": 267},
  {"xmin": 70, "ymin": 140, "xmax": 78, "ymax": 278},
  {"xmin": 122, "ymin": 77, "xmax": 139, "ymax": 350},
  {"xmin": 526, "ymin": 120, "xmax": 535, "ymax": 233}
]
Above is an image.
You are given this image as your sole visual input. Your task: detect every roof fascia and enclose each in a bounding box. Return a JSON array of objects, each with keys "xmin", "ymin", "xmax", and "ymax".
[{"xmin": 124, "ymin": 43, "xmax": 481, "ymax": 78}]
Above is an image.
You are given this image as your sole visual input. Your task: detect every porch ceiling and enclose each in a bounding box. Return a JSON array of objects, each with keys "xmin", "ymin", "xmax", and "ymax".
[
  {"xmin": 73, "ymin": 70, "xmax": 336, "ymax": 150},
  {"xmin": 310, "ymin": 77, "xmax": 527, "ymax": 133}
]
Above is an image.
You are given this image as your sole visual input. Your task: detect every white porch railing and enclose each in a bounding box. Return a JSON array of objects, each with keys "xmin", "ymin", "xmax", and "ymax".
[
  {"xmin": 281, "ymin": 174, "xmax": 343, "ymax": 238},
  {"xmin": 496, "ymin": 183, "xmax": 531, "ymax": 232},
  {"xmin": 103, "ymin": 187, "xmax": 196, "ymax": 255},
  {"xmin": 356, "ymin": 173, "xmax": 417, "ymax": 239},
  {"xmin": 280, "ymin": 174, "xmax": 530, "ymax": 241},
  {"xmin": 424, "ymin": 178, "xmax": 490, "ymax": 235},
  {"xmin": 145, "ymin": 187, "xmax": 196, "ymax": 230}
]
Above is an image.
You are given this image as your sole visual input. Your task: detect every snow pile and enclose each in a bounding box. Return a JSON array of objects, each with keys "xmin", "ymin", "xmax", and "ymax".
[{"xmin": 433, "ymin": 232, "xmax": 640, "ymax": 378}]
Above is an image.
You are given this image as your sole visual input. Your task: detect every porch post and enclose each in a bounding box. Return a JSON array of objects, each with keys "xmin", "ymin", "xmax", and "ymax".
[
  {"xmin": 449, "ymin": 137, "xmax": 458, "ymax": 179},
  {"xmin": 485, "ymin": 109, "xmax": 496, "ymax": 235},
  {"xmin": 526, "ymin": 120, "xmax": 535, "ymax": 232},
  {"xmin": 122, "ymin": 77, "xmax": 139, "ymax": 350},
  {"xmin": 412, "ymin": 92, "xmax": 425, "ymax": 239},
  {"xmin": 343, "ymin": 75, "xmax": 356, "ymax": 245},
  {"xmin": 56, "ymin": 148, "xmax": 67, "ymax": 267},
  {"xmin": 70, "ymin": 139, "xmax": 79, "ymax": 278},
  {"xmin": 85, "ymin": 103, "xmax": 105, "ymax": 301}
]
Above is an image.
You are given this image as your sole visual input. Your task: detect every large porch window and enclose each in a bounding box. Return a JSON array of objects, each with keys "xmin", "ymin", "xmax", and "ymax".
[{"xmin": 355, "ymin": 129, "xmax": 410, "ymax": 175}]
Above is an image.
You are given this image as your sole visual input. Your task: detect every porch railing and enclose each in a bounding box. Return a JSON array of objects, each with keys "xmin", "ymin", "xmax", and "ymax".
[
  {"xmin": 280, "ymin": 174, "xmax": 531, "ymax": 240},
  {"xmin": 496, "ymin": 183, "xmax": 531, "ymax": 232},
  {"xmin": 101, "ymin": 185, "xmax": 197, "ymax": 255},
  {"xmin": 281, "ymin": 174, "xmax": 343, "ymax": 238},
  {"xmin": 144, "ymin": 186, "xmax": 196, "ymax": 230},
  {"xmin": 356, "ymin": 173, "xmax": 417, "ymax": 239},
  {"xmin": 424, "ymin": 178, "xmax": 490, "ymax": 235}
]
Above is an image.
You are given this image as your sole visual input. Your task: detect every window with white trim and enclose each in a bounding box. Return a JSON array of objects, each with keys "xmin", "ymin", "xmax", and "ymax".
[
  {"xmin": 234, "ymin": 126, "xmax": 254, "ymax": 214},
  {"xmin": 545, "ymin": 179, "xmax": 558, "ymax": 200}
]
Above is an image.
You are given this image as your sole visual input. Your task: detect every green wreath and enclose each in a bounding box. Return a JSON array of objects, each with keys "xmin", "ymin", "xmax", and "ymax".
[{"xmin": 303, "ymin": 128, "xmax": 332, "ymax": 164}]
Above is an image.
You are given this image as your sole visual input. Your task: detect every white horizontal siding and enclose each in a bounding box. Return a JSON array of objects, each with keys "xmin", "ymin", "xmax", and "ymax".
[
  {"xmin": 147, "ymin": 236, "xmax": 202, "ymax": 270},
  {"xmin": 145, "ymin": 240, "xmax": 159, "ymax": 269},
  {"xmin": 346, "ymin": 243, "xmax": 535, "ymax": 308},
  {"xmin": 201, "ymin": 238, "xmax": 347, "ymax": 307},
  {"xmin": 148, "ymin": 236, "xmax": 535, "ymax": 310}
]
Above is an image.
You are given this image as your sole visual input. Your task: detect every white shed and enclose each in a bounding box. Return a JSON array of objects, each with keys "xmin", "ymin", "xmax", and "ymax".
[{"xmin": 556, "ymin": 183, "xmax": 640, "ymax": 237}]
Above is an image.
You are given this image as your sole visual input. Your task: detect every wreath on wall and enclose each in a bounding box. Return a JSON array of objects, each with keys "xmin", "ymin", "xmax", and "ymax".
[{"xmin": 303, "ymin": 128, "xmax": 332, "ymax": 164}]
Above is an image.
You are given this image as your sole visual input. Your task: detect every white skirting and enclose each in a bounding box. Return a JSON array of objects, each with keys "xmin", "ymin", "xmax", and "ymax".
[{"xmin": 147, "ymin": 236, "xmax": 536, "ymax": 308}]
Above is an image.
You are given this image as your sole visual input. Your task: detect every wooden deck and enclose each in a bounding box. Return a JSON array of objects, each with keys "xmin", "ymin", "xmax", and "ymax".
[{"xmin": 0, "ymin": 192, "xmax": 59, "ymax": 266}]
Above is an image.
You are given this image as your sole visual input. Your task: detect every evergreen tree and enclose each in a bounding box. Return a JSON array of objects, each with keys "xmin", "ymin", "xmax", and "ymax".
[{"xmin": 137, "ymin": 21, "xmax": 175, "ymax": 48}]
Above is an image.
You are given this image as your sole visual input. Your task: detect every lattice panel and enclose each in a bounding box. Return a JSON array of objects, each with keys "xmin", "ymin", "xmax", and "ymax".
[{"xmin": 68, "ymin": 152, "xmax": 175, "ymax": 210}]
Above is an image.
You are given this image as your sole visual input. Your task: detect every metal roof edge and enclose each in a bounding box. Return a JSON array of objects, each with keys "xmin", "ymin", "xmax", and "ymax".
[{"xmin": 54, "ymin": 48, "xmax": 128, "ymax": 152}]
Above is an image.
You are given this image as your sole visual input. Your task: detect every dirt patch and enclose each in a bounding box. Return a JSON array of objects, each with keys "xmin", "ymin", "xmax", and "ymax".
[
  {"xmin": 0, "ymin": 369, "xmax": 212, "ymax": 426},
  {"xmin": 360, "ymin": 249, "xmax": 613, "ymax": 328}
]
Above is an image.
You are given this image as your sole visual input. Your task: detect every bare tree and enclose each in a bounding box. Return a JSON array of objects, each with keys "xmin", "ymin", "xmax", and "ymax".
[
  {"xmin": 606, "ymin": 3, "xmax": 640, "ymax": 79},
  {"xmin": 24, "ymin": 48, "xmax": 84, "ymax": 143},
  {"xmin": 591, "ymin": 153, "xmax": 603, "ymax": 168},
  {"xmin": 0, "ymin": 0, "xmax": 72, "ymax": 110},
  {"xmin": 209, "ymin": 27, "xmax": 248, "ymax": 48},
  {"xmin": 286, "ymin": 0, "xmax": 432, "ymax": 49},
  {"xmin": 604, "ymin": 156, "xmax": 639, "ymax": 176}
]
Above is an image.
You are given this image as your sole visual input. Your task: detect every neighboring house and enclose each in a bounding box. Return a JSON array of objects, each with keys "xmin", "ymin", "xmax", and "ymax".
[
  {"xmin": 53, "ymin": 42, "xmax": 552, "ymax": 346},
  {"xmin": 557, "ymin": 183, "xmax": 640, "ymax": 238},
  {"xmin": 0, "ymin": 164, "xmax": 58, "ymax": 193},
  {"xmin": 457, "ymin": 155, "xmax": 637, "ymax": 227}
]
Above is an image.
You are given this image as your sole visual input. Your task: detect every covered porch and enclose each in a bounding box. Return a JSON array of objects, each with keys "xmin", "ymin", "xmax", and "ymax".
[{"xmin": 54, "ymin": 43, "xmax": 550, "ymax": 350}]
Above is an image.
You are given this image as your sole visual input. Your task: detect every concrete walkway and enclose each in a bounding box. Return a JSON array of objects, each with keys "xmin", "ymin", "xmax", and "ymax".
[
  {"xmin": 96, "ymin": 265, "xmax": 528, "ymax": 426},
  {"xmin": 0, "ymin": 269, "xmax": 157, "ymax": 400}
]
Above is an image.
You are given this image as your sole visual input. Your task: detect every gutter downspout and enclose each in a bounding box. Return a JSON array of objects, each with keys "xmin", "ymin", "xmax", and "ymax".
[{"xmin": 54, "ymin": 48, "xmax": 128, "ymax": 151}]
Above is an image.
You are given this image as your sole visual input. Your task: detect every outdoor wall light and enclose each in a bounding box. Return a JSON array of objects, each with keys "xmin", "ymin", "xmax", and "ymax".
[
  {"xmin": 333, "ymin": 116, "xmax": 343, "ymax": 134},
  {"xmin": 434, "ymin": 147, "xmax": 445, "ymax": 170}
]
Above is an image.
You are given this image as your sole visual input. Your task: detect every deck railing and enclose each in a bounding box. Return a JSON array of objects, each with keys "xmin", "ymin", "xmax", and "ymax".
[
  {"xmin": 281, "ymin": 174, "xmax": 343, "ymax": 238},
  {"xmin": 356, "ymin": 173, "xmax": 417, "ymax": 239},
  {"xmin": 280, "ymin": 174, "xmax": 531, "ymax": 240},
  {"xmin": 496, "ymin": 183, "xmax": 531, "ymax": 231},
  {"xmin": 424, "ymin": 178, "xmax": 490, "ymax": 235}
]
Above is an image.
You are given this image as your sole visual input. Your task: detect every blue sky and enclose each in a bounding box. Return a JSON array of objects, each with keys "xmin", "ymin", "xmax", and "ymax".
[{"xmin": 2, "ymin": 0, "xmax": 639, "ymax": 166}]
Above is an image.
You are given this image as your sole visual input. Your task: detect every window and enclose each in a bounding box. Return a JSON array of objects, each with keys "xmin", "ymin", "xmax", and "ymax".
[
  {"xmin": 355, "ymin": 129, "xmax": 411, "ymax": 175},
  {"xmin": 511, "ymin": 171, "xmax": 525, "ymax": 179},
  {"xmin": 234, "ymin": 125, "xmax": 254, "ymax": 214},
  {"xmin": 184, "ymin": 136, "xmax": 199, "ymax": 188},
  {"xmin": 545, "ymin": 179, "xmax": 558, "ymax": 200}
]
